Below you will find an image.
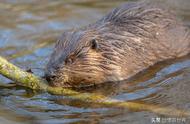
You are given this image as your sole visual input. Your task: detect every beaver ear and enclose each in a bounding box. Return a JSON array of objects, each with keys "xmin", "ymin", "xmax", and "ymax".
[{"xmin": 90, "ymin": 39, "xmax": 99, "ymax": 50}]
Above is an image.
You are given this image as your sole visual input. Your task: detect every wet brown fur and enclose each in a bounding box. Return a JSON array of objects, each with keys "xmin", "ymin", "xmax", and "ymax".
[{"xmin": 45, "ymin": 1, "xmax": 190, "ymax": 87}]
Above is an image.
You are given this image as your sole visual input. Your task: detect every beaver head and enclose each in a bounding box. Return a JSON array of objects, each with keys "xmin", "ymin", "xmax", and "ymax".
[{"xmin": 45, "ymin": 29, "xmax": 124, "ymax": 87}]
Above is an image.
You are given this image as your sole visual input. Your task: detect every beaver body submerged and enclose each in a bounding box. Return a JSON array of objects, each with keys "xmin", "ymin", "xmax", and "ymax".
[{"xmin": 45, "ymin": 2, "xmax": 190, "ymax": 87}]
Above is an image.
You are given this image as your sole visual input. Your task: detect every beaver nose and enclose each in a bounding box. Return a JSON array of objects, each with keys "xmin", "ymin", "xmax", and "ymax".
[{"xmin": 45, "ymin": 72, "xmax": 56, "ymax": 82}]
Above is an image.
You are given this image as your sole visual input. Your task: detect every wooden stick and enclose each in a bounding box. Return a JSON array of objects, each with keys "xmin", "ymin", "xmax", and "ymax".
[{"xmin": 0, "ymin": 56, "xmax": 189, "ymax": 117}]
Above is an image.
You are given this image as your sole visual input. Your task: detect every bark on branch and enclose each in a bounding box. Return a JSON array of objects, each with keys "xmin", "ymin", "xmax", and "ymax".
[{"xmin": 0, "ymin": 56, "xmax": 189, "ymax": 116}]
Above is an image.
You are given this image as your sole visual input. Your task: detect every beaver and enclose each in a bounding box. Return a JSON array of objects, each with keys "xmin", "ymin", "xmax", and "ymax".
[{"xmin": 45, "ymin": 1, "xmax": 190, "ymax": 87}]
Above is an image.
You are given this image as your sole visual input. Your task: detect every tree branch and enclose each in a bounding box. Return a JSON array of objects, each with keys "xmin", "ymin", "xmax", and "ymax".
[{"xmin": 0, "ymin": 56, "xmax": 189, "ymax": 117}]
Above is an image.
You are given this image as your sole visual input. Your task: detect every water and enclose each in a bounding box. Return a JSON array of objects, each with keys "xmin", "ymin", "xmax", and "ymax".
[{"xmin": 0, "ymin": 0, "xmax": 190, "ymax": 124}]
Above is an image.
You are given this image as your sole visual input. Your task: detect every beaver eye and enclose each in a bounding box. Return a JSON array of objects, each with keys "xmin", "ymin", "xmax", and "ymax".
[
  {"xmin": 91, "ymin": 39, "xmax": 99, "ymax": 50},
  {"xmin": 65, "ymin": 58, "xmax": 73, "ymax": 64}
]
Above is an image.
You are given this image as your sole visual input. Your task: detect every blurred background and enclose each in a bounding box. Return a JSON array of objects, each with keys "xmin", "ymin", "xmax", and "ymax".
[{"xmin": 0, "ymin": 0, "xmax": 190, "ymax": 124}]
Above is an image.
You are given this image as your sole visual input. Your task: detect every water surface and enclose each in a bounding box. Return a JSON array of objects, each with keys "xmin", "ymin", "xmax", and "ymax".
[{"xmin": 0, "ymin": 0, "xmax": 190, "ymax": 124}]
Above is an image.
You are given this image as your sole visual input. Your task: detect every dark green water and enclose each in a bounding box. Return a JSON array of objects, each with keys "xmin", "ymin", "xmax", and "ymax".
[{"xmin": 0, "ymin": 0, "xmax": 190, "ymax": 124}]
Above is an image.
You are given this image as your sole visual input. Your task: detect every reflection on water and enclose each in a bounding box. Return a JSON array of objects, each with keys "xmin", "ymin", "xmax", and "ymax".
[{"xmin": 0, "ymin": 0, "xmax": 190, "ymax": 124}]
